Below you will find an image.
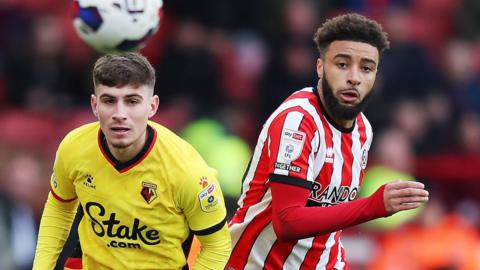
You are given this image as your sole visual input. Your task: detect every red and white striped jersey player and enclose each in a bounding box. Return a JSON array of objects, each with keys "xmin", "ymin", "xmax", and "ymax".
[{"xmin": 226, "ymin": 13, "xmax": 429, "ymax": 270}]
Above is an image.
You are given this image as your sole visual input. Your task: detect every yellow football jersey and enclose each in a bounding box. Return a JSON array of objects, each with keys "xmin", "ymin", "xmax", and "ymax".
[{"xmin": 50, "ymin": 121, "xmax": 227, "ymax": 269}]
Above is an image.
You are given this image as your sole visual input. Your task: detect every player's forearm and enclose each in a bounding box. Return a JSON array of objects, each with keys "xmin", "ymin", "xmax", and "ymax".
[
  {"xmin": 192, "ymin": 223, "xmax": 232, "ymax": 270},
  {"xmin": 271, "ymin": 182, "xmax": 387, "ymax": 241},
  {"xmin": 33, "ymin": 192, "xmax": 78, "ymax": 270}
]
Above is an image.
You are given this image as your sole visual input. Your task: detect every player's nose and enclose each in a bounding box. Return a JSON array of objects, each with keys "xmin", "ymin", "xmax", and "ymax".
[
  {"xmin": 112, "ymin": 103, "xmax": 127, "ymax": 120},
  {"xmin": 347, "ymin": 67, "xmax": 361, "ymax": 86}
]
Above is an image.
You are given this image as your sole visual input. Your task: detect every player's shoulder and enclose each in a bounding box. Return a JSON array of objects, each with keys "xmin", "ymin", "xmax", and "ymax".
[
  {"xmin": 59, "ymin": 122, "xmax": 99, "ymax": 149},
  {"xmin": 268, "ymin": 87, "xmax": 322, "ymax": 128},
  {"xmin": 149, "ymin": 121, "xmax": 204, "ymax": 160},
  {"xmin": 149, "ymin": 121, "xmax": 190, "ymax": 148},
  {"xmin": 148, "ymin": 121, "xmax": 212, "ymax": 183},
  {"xmin": 282, "ymin": 87, "xmax": 317, "ymax": 105},
  {"xmin": 275, "ymin": 87, "xmax": 320, "ymax": 116},
  {"xmin": 148, "ymin": 121, "xmax": 180, "ymax": 139}
]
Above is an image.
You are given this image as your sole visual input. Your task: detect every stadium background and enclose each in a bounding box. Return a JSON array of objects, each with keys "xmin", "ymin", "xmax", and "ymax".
[{"xmin": 0, "ymin": 0, "xmax": 479, "ymax": 269}]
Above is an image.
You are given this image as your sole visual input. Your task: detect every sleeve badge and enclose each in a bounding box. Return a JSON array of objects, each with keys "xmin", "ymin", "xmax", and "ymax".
[
  {"xmin": 279, "ymin": 128, "xmax": 306, "ymax": 161},
  {"xmin": 198, "ymin": 182, "xmax": 219, "ymax": 212}
]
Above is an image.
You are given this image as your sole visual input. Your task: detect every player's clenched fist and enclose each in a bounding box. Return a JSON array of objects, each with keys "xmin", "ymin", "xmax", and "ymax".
[{"xmin": 383, "ymin": 180, "xmax": 429, "ymax": 214}]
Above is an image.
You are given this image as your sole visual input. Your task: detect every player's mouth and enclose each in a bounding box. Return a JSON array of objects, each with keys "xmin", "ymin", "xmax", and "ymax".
[
  {"xmin": 110, "ymin": 126, "xmax": 131, "ymax": 136},
  {"xmin": 338, "ymin": 89, "xmax": 359, "ymax": 104}
]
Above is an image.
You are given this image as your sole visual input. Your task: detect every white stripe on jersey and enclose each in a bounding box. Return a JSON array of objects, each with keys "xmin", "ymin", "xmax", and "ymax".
[
  {"xmin": 330, "ymin": 128, "xmax": 344, "ymax": 193},
  {"xmin": 313, "ymin": 120, "xmax": 325, "ymax": 180},
  {"xmin": 273, "ymin": 111, "xmax": 304, "ymax": 176},
  {"xmin": 237, "ymin": 129, "xmax": 267, "ymax": 209},
  {"xmin": 268, "ymin": 135, "xmax": 271, "ymax": 157},
  {"xmin": 362, "ymin": 113, "xmax": 373, "ymax": 150},
  {"xmin": 316, "ymin": 232, "xmax": 337, "ymax": 270},
  {"xmin": 230, "ymin": 189, "xmax": 272, "ymax": 248},
  {"xmin": 350, "ymin": 124, "xmax": 361, "ymax": 189},
  {"xmin": 334, "ymin": 241, "xmax": 346, "ymax": 270},
  {"xmin": 247, "ymin": 222, "xmax": 276, "ymax": 269},
  {"xmin": 307, "ymin": 134, "xmax": 318, "ymax": 183},
  {"xmin": 283, "ymin": 237, "xmax": 315, "ymax": 269}
]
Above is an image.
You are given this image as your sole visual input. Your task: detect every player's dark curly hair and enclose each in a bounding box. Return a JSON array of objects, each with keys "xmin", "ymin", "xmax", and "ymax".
[
  {"xmin": 93, "ymin": 52, "xmax": 155, "ymax": 90},
  {"xmin": 313, "ymin": 13, "xmax": 390, "ymax": 58}
]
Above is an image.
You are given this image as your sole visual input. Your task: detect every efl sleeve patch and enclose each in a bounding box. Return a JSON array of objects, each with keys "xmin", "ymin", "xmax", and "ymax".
[
  {"xmin": 198, "ymin": 183, "xmax": 219, "ymax": 212},
  {"xmin": 279, "ymin": 128, "xmax": 306, "ymax": 161}
]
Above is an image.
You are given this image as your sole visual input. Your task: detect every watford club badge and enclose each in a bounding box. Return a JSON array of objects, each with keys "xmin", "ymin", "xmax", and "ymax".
[{"xmin": 141, "ymin": 181, "xmax": 158, "ymax": 204}]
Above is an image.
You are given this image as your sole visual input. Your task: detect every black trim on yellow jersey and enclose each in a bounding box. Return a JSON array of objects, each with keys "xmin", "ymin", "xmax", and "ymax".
[
  {"xmin": 191, "ymin": 217, "xmax": 227, "ymax": 236},
  {"xmin": 70, "ymin": 241, "xmax": 83, "ymax": 258},
  {"xmin": 182, "ymin": 231, "xmax": 194, "ymax": 270},
  {"xmin": 269, "ymin": 174, "xmax": 313, "ymax": 190},
  {"xmin": 98, "ymin": 125, "xmax": 157, "ymax": 173}
]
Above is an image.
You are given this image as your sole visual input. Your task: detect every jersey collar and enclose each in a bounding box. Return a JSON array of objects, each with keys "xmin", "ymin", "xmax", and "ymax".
[{"xmin": 98, "ymin": 125, "xmax": 157, "ymax": 173}]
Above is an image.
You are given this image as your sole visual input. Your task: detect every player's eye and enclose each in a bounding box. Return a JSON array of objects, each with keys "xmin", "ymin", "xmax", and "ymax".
[
  {"xmin": 362, "ymin": 66, "xmax": 373, "ymax": 73},
  {"xmin": 337, "ymin": 62, "xmax": 347, "ymax": 69},
  {"xmin": 102, "ymin": 98, "xmax": 116, "ymax": 104},
  {"xmin": 127, "ymin": 99, "xmax": 140, "ymax": 105}
]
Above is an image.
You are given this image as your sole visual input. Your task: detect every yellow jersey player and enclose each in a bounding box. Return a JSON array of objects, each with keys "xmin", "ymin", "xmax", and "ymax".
[{"xmin": 33, "ymin": 53, "xmax": 232, "ymax": 269}]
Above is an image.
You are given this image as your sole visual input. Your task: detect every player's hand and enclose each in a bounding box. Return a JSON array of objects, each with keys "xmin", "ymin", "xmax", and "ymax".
[{"xmin": 383, "ymin": 180, "xmax": 429, "ymax": 215}]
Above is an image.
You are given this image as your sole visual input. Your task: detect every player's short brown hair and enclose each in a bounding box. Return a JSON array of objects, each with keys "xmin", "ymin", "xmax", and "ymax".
[
  {"xmin": 313, "ymin": 13, "xmax": 390, "ymax": 58},
  {"xmin": 93, "ymin": 52, "xmax": 156, "ymax": 90}
]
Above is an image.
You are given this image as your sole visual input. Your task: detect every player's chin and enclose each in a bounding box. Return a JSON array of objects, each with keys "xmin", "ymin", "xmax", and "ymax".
[
  {"xmin": 339, "ymin": 100, "xmax": 361, "ymax": 107},
  {"xmin": 109, "ymin": 139, "xmax": 133, "ymax": 149}
]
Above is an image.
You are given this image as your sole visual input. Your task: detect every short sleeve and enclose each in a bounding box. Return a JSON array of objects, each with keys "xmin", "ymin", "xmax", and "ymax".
[
  {"xmin": 50, "ymin": 141, "xmax": 77, "ymax": 202},
  {"xmin": 178, "ymin": 163, "xmax": 227, "ymax": 235},
  {"xmin": 267, "ymin": 109, "xmax": 318, "ymax": 188}
]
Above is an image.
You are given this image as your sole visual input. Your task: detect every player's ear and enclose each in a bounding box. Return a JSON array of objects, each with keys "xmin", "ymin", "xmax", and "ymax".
[
  {"xmin": 316, "ymin": 58, "xmax": 324, "ymax": 78},
  {"xmin": 91, "ymin": 94, "xmax": 98, "ymax": 117},
  {"xmin": 148, "ymin": 95, "xmax": 159, "ymax": 118}
]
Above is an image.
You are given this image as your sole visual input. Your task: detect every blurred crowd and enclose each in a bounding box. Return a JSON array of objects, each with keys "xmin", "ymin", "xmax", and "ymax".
[{"xmin": 0, "ymin": 0, "xmax": 480, "ymax": 269}]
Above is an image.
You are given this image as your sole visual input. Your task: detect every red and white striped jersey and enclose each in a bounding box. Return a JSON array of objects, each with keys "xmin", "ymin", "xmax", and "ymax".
[{"xmin": 227, "ymin": 87, "xmax": 373, "ymax": 270}]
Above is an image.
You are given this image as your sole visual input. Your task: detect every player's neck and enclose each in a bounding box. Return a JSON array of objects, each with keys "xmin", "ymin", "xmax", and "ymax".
[
  {"xmin": 317, "ymin": 87, "xmax": 355, "ymax": 130},
  {"xmin": 108, "ymin": 130, "xmax": 148, "ymax": 163}
]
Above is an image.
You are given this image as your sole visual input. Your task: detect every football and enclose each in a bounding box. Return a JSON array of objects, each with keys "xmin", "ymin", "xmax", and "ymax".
[{"xmin": 73, "ymin": 0, "xmax": 163, "ymax": 53}]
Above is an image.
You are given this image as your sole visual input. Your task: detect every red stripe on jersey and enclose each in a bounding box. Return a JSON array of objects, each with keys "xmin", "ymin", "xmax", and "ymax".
[
  {"xmin": 357, "ymin": 115, "xmax": 367, "ymax": 147},
  {"xmin": 326, "ymin": 232, "xmax": 342, "ymax": 269},
  {"xmin": 299, "ymin": 234, "xmax": 331, "ymax": 269},
  {"xmin": 228, "ymin": 204, "xmax": 273, "ymax": 269},
  {"xmin": 263, "ymin": 240, "xmax": 297, "ymax": 269},
  {"xmin": 50, "ymin": 187, "xmax": 77, "ymax": 203},
  {"xmin": 356, "ymin": 116, "xmax": 367, "ymax": 185},
  {"xmin": 340, "ymin": 133, "xmax": 353, "ymax": 188}
]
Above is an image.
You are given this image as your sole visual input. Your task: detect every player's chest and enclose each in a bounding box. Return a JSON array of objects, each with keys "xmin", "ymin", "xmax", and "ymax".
[
  {"xmin": 72, "ymin": 166, "xmax": 181, "ymax": 224},
  {"xmin": 315, "ymin": 141, "xmax": 368, "ymax": 178},
  {"xmin": 308, "ymin": 141, "xmax": 369, "ymax": 206}
]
